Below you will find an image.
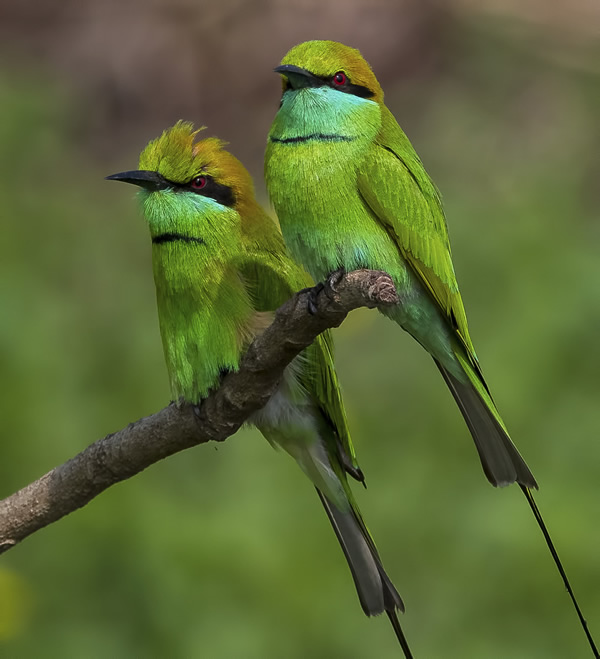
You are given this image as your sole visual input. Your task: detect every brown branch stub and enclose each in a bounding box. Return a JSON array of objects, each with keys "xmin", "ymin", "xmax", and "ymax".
[{"xmin": 0, "ymin": 269, "xmax": 397, "ymax": 555}]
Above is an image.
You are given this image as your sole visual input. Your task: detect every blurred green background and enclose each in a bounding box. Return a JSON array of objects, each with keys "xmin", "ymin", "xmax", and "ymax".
[{"xmin": 1, "ymin": 1, "xmax": 599, "ymax": 657}]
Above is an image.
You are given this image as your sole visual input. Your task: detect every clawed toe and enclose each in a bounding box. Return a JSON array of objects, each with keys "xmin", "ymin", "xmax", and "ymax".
[
  {"xmin": 308, "ymin": 283, "xmax": 324, "ymax": 314},
  {"xmin": 300, "ymin": 272, "xmax": 344, "ymax": 315},
  {"xmin": 299, "ymin": 282, "xmax": 324, "ymax": 315},
  {"xmin": 324, "ymin": 268, "xmax": 345, "ymax": 300}
]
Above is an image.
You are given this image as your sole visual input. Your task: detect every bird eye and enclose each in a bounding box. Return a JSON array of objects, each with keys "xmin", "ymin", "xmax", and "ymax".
[
  {"xmin": 191, "ymin": 176, "xmax": 207, "ymax": 189},
  {"xmin": 332, "ymin": 71, "xmax": 347, "ymax": 86}
]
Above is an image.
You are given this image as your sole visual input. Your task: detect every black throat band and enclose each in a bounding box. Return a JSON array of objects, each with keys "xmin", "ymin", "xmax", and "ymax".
[
  {"xmin": 152, "ymin": 233, "xmax": 206, "ymax": 246},
  {"xmin": 270, "ymin": 133, "xmax": 354, "ymax": 145}
]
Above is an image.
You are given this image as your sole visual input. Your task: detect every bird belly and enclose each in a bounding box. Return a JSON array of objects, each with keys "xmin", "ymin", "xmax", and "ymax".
[
  {"xmin": 251, "ymin": 359, "xmax": 348, "ymax": 509},
  {"xmin": 153, "ymin": 257, "xmax": 255, "ymax": 403},
  {"xmin": 266, "ymin": 142, "xmax": 457, "ymax": 367},
  {"xmin": 267, "ymin": 142, "xmax": 403, "ymax": 279}
]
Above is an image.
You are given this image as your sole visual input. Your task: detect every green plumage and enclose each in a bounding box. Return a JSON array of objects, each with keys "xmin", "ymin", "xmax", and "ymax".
[
  {"xmin": 265, "ymin": 40, "xmax": 536, "ymax": 488},
  {"xmin": 109, "ymin": 122, "xmax": 409, "ymax": 648}
]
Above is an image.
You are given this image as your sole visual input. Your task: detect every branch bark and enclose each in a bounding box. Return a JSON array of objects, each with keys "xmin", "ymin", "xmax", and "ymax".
[{"xmin": 0, "ymin": 269, "xmax": 398, "ymax": 555}]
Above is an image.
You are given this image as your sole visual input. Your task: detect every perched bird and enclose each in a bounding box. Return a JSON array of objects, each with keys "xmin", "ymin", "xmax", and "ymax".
[
  {"xmin": 265, "ymin": 40, "xmax": 597, "ymax": 655},
  {"xmin": 107, "ymin": 122, "xmax": 413, "ymax": 656}
]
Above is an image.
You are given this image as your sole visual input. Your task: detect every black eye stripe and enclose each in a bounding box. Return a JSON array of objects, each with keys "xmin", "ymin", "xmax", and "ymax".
[
  {"xmin": 167, "ymin": 175, "xmax": 235, "ymax": 207},
  {"xmin": 289, "ymin": 71, "xmax": 374, "ymax": 99},
  {"xmin": 341, "ymin": 82, "xmax": 374, "ymax": 98},
  {"xmin": 187, "ymin": 175, "xmax": 236, "ymax": 207},
  {"xmin": 279, "ymin": 68, "xmax": 375, "ymax": 99},
  {"xmin": 324, "ymin": 75, "xmax": 374, "ymax": 98}
]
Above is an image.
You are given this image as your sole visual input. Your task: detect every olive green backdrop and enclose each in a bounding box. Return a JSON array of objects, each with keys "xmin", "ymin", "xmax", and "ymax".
[{"xmin": 1, "ymin": 2, "xmax": 598, "ymax": 657}]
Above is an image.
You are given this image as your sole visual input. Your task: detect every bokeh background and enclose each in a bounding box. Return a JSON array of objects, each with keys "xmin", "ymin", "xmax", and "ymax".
[{"xmin": 1, "ymin": 1, "xmax": 599, "ymax": 657}]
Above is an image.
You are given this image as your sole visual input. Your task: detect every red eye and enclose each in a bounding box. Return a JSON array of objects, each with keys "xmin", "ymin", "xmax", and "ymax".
[
  {"xmin": 332, "ymin": 71, "xmax": 347, "ymax": 86},
  {"xmin": 191, "ymin": 176, "xmax": 207, "ymax": 189}
]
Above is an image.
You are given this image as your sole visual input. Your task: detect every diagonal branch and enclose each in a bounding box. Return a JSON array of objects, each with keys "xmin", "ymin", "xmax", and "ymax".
[{"xmin": 0, "ymin": 269, "xmax": 398, "ymax": 555}]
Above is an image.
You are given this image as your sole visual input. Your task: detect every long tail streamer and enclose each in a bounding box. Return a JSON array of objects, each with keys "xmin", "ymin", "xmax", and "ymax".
[
  {"xmin": 521, "ymin": 486, "xmax": 599, "ymax": 657},
  {"xmin": 386, "ymin": 610, "xmax": 414, "ymax": 658}
]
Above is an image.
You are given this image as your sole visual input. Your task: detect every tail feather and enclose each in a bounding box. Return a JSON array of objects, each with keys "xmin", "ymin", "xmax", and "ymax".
[
  {"xmin": 387, "ymin": 610, "xmax": 414, "ymax": 659},
  {"xmin": 521, "ymin": 487, "xmax": 599, "ymax": 657},
  {"xmin": 436, "ymin": 358, "xmax": 537, "ymax": 488},
  {"xmin": 438, "ymin": 349, "xmax": 598, "ymax": 654},
  {"xmin": 316, "ymin": 489, "xmax": 403, "ymax": 614},
  {"xmin": 316, "ymin": 490, "xmax": 412, "ymax": 656}
]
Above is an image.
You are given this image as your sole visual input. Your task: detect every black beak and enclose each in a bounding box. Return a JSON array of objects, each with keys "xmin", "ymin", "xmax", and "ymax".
[
  {"xmin": 274, "ymin": 64, "xmax": 322, "ymax": 90},
  {"xmin": 105, "ymin": 170, "xmax": 168, "ymax": 191}
]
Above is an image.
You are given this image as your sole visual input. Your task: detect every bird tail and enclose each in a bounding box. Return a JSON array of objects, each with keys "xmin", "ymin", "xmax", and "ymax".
[
  {"xmin": 521, "ymin": 487, "xmax": 599, "ymax": 657},
  {"xmin": 439, "ymin": 350, "xmax": 598, "ymax": 655},
  {"xmin": 435, "ymin": 349, "xmax": 537, "ymax": 488},
  {"xmin": 316, "ymin": 490, "xmax": 413, "ymax": 657}
]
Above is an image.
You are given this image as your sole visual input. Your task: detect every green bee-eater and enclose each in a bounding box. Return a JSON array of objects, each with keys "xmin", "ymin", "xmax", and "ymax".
[
  {"xmin": 265, "ymin": 40, "xmax": 534, "ymax": 489},
  {"xmin": 264, "ymin": 41, "xmax": 598, "ymax": 656},
  {"xmin": 107, "ymin": 122, "xmax": 412, "ymax": 655}
]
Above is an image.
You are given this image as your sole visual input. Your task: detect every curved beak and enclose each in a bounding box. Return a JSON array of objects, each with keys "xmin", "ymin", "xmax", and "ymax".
[
  {"xmin": 274, "ymin": 64, "xmax": 322, "ymax": 90},
  {"xmin": 105, "ymin": 170, "xmax": 168, "ymax": 191}
]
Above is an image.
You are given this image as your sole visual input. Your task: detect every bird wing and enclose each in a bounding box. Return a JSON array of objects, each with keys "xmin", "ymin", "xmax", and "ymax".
[
  {"xmin": 357, "ymin": 107, "xmax": 477, "ymax": 361},
  {"xmin": 238, "ymin": 216, "xmax": 360, "ymax": 475},
  {"xmin": 305, "ymin": 329, "xmax": 361, "ymax": 478}
]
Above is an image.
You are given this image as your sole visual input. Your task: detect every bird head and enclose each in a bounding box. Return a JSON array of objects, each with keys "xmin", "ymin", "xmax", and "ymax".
[
  {"xmin": 275, "ymin": 40, "xmax": 383, "ymax": 105},
  {"xmin": 107, "ymin": 122, "xmax": 254, "ymax": 250},
  {"xmin": 269, "ymin": 41, "xmax": 383, "ymax": 144}
]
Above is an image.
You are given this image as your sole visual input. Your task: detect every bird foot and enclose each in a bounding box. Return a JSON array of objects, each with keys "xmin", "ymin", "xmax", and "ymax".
[
  {"xmin": 297, "ymin": 282, "xmax": 324, "ymax": 315},
  {"xmin": 298, "ymin": 270, "xmax": 345, "ymax": 315},
  {"xmin": 192, "ymin": 367, "xmax": 232, "ymax": 417},
  {"xmin": 324, "ymin": 268, "xmax": 345, "ymax": 301}
]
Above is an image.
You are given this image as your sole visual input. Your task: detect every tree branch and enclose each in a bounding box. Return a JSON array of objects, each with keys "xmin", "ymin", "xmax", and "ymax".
[{"xmin": 0, "ymin": 269, "xmax": 398, "ymax": 555}]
